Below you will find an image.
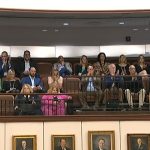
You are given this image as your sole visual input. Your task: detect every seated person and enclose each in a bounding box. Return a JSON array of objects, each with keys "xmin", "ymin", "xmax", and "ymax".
[
  {"xmin": 41, "ymin": 86, "xmax": 72, "ymax": 115},
  {"xmin": 48, "ymin": 68, "xmax": 63, "ymax": 92},
  {"xmin": 0, "ymin": 51, "xmax": 13, "ymax": 77},
  {"xmin": 75, "ymin": 55, "xmax": 88, "ymax": 76},
  {"xmin": 15, "ymin": 50, "xmax": 37, "ymax": 78},
  {"xmin": 15, "ymin": 84, "xmax": 42, "ymax": 115},
  {"xmin": 54, "ymin": 55, "xmax": 72, "ymax": 77},
  {"xmin": 21, "ymin": 67, "xmax": 44, "ymax": 93},
  {"xmin": 116, "ymin": 54, "xmax": 130, "ymax": 75},
  {"xmin": 2, "ymin": 69, "xmax": 21, "ymax": 93},
  {"xmin": 124, "ymin": 65, "xmax": 146, "ymax": 110},
  {"xmin": 79, "ymin": 65, "xmax": 102, "ymax": 109},
  {"xmin": 135, "ymin": 54, "xmax": 150, "ymax": 93},
  {"xmin": 93, "ymin": 52, "xmax": 109, "ymax": 76},
  {"xmin": 103, "ymin": 63, "xmax": 124, "ymax": 104}
]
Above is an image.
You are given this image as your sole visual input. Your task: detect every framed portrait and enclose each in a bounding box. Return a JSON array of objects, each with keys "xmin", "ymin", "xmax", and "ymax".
[
  {"xmin": 12, "ymin": 135, "xmax": 37, "ymax": 150},
  {"xmin": 88, "ymin": 131, "xmax": 115, "ymax": 150},
  {"xmin": 51, "ymin": 134, "xmax": 75, "ymax": 150},
  {"xmin": 127, "ymin": 134, "xmax": 150, "ymax": 150}
]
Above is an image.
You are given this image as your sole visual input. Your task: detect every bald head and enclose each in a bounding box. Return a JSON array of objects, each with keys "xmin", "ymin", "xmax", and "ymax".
[
  {"xmin": 29, "ymin": 67, "xmax": 36, "ymax": 77},
  {"xmin": 108, "ymin": 63, "xmax": 116, "ymax": 75}
]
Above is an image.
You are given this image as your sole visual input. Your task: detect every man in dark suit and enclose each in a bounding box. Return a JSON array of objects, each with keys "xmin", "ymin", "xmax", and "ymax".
[
  {"xmin": 96, "ymin": 138, "xmax": 107, "ymax": 150},
  {"xmin": 15, "ymin": 50, "xmax": 37, "ymax": 78},
  {"xmin": 0, "ymin": 51, "xmax": 12, "ymax": 77},
  {"xmin": 124, "ymin": 65, "xmax": 146, "ymax": 110},
  {"xmin": 103, "ymin": 63, "xmax": 124, "ymax": 104},
  {"xmin": 21, "ymin": 67, "xmax": 44, "ymax": 93},
  {"xmin": 55, "ymin": 138, "xmax": 70, "ymax": 150},
  {"xmin": 18, "ymin": 140, "xmax": 32, "ymax": 150},
  {"xmin": 134, "ymin": 138, "xmax": 147, "ymax": 150}
]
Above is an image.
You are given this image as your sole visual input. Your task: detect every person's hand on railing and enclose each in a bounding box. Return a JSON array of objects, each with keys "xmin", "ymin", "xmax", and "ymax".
[
  {"xmin": 14, "ymin": 106, "xmax": 18, "ymax": 110},
  {"xmin": 32, "ymin": 100, "xmax": 36, "ymax": 104},
  {"xmin": 68, "ymin": 96, "xmax": 72, "ymax": 99}
]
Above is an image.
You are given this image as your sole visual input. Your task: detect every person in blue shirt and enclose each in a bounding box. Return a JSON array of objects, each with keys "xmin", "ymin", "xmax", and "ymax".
[
  {"xmin": 79, "ymin": 65, "xmax": 102, "ymax": 109},
  {"xmin": 21, "ymin": 67, "xmax": 44, "ymax": 93}
]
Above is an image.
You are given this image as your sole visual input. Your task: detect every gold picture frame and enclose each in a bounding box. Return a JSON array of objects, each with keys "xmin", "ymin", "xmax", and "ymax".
[
  {"xmin": 12, "ymin": 135, "xmax": 37, "ymax": 150},
  {"xmin": 88, "ymin": 131, "xmax": 115, "ymax": 150},
  {"xmin": 51, "ymin": 134, "xmax": 75, "ymax": 150},
  {"xmin": 127, "ymin": 134, "xmax": 150, "ymax": 150}
]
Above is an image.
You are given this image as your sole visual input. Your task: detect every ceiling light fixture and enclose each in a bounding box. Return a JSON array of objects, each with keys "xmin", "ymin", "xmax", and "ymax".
[
  {"xmin": 144, "ymin": 28, "xmax": 149, "ymax": 31},
  {"xmin": 119, "ymin": 22, "xmax": 125, "ymax": 25},
  {"xmin": 63, "ymin": 22, "xmax": 69, "ymax": 26},
  {"xmin": 132, "ymin": 28, "xmax": 139, "ymax": 31},
  {"xmin": 42, "ymin": 29, "xmax": 48, "ymax": 32},
  {"xmin": 54, "ymin": 29, "xmax": 59, "ymax": 32}
]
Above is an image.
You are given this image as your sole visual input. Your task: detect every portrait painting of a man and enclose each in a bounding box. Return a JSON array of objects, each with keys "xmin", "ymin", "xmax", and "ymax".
[
  {"xmin": 12, "ymin": 135, "xmax": 36, "ymax": 150},
  {"xmin": 88, "ymin": 131, "xmax": 115, "ymax": 150},
  {"xmin": 127, "ymin": 134, "xmax": 150, "ymax": 150},
  {"xmin": 52, "ymin": 135, "xmax": 75, "ymax": 150}
]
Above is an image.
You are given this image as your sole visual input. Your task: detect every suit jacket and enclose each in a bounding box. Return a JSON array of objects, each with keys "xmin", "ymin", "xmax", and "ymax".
[
  {"xmin": 15, "ymin": 58, "xmax": 37, "ymax": 78},
  {"xmin": 19, "ymin": 147, "xmax": 32, "ymax": 150},
  {"xmin": 81, "ymin": 75, "xmax": 101, "ymax": 92},
  {"xmin": 134, "ymin": 143, "xmax": 147, "ymax": 150},
  {"xmin": 103, "ymin": 75, "xmax": 124, "ymax": 89},
  {"xmin": 0, "ymin": 60, "xmax": 12, "ymax": 77},
  {"xmin": 21, "ymin": 76, "xmax": 44, "ymax": 90},
  {"xmin": 15, "ymin": 94, "xmax": 42, "ymax": 115},
  {"xmin": 96, "ymin": 148, "xmax": 106, "ymax": 150},
  {"xmin": 55, "ymin": 146, "xmax": 70, "ymax": 150}
]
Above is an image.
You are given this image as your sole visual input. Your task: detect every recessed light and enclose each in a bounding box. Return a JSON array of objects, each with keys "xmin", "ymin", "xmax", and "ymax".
[
  {"xmin": 54, "ymin": 29, "xmax": 59, "ymax": 32},
  {"xmin": 132, "ymin": 28, "xmax": 139, "ymax": 31},
  {"xmin": 42, "ymin": 29, "xmax": 48, "ymax": 32},
  {"xmin": 144, "ymin": 28, "xmax": 149, "ymax": 31},
  {"xmin": 119, "ymin": 22, "xmax": 125, "ymax": 25},
  {"xmin": 63, "ymin": 22, "xmax": 69, "ymax": 26}
]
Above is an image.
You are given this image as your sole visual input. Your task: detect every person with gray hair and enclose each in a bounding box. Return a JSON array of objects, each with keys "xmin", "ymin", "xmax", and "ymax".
[
  {"xmin": 124, "ymin": 65, "xmax": 146, "ymax": 110},
  {"xmin": 103, "ymin": 63, "xmax": 124, "ymax": 104}
]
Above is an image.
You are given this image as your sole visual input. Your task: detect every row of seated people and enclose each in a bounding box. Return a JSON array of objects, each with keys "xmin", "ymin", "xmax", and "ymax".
[
  {"xmin": 0, "ymin": 84, "xmax": 72, "ymax": 116},
  {"xmin": 0, "ymin": 63, "xmax": 149, "ymax": 113},
  {"xmin": 1, "ymin": 50, "xmax": 150, "ymax": 80}
]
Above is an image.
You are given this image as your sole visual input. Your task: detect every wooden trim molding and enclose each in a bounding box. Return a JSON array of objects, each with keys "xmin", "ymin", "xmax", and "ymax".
[
  {"xmin": 1, "ymin": 112, "xmax": 150, "ymax": 122},
  {"xmin": 0, "ymin": 8, "xmax": 150, "ymax": 14}
]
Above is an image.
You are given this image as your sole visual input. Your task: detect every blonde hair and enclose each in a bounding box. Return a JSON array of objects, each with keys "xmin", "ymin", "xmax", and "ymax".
[
  {"xmin": 51, "ymin": 68, "xmax": 59, "ymax": 77},
  {"xmin": 47, "ymin": 86, "xmax": 60, "ymax": 94},
  {"xmin": 21, "ymin": 84, "xmax": 33, "ymax": 94}
]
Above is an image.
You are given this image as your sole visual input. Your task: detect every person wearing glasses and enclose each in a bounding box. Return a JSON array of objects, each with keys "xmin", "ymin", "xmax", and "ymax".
[{"xmin": 124, "ymin": 65, "xmax": 146, "ymax": 110}]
